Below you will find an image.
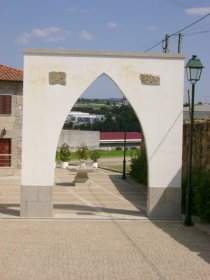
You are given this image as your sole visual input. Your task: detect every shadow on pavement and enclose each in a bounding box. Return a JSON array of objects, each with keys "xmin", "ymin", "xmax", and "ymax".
[
  {"xmin": 56, "ymin": 182, "xmax": 75, "ymax": 187},
  {"xmin": 54, "ymin": 203, "xmax": 146, "ymax": 216},
  {"xmin": 0, "ymin": 203, "xmax": 20, "ymax": 216},
  {"xmin": 152, "ymin": 220, "xmax": 210, "ymax": 265},
  {"xmin": 108, "ymin": 173, "xmax": 147, "ymax": 212}
]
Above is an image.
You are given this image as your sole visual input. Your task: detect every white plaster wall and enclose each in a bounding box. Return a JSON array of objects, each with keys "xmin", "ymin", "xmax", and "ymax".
[{"xmin": 22, "ymin": 50, "xmax": 184, "ymax": 188}]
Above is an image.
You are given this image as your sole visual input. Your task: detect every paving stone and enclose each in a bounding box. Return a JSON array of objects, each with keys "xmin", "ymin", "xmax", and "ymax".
[
  {"xmin": 1, "ymin": 168, "xmax": 210, "ymax": 278},
  {"xmin": 0, "ymin": 220, "xmax": 210, "ymax": 279}
]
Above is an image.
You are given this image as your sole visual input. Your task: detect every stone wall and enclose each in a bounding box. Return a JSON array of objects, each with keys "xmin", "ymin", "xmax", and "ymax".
[
  {"xmin": 0, "ymin": 81, "xmax": 23, "ymax": 175},
  {"xmin": 182, "ymin": 119, "xmax": 210, "ymax": 179}
]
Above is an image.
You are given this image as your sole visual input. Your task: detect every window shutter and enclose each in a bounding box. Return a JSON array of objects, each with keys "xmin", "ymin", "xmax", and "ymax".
[
  {"xmin": 0, "ymin": 95, "xmax": 12, "ymax": 114},
  {"xmin": 4, "ymin": 95, "xmax": 12, "ymax": 114},
  {"xmin": 0, "ymin": 95, "xmax": 3, "ymax": 114}
]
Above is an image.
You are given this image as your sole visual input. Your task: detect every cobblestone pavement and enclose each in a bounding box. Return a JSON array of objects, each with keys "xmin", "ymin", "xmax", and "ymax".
[
  {"xmin": 0, "ymin": 168, "xmax": 210, "ymax": 279},
  {"xmin": 0, "ymin": 219, "xmax": 210, "ymax": 279}
]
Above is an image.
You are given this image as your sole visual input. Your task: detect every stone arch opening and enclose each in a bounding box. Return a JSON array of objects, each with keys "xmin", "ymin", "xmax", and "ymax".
[
  {"xmin": 53, "ymin": 72, "xmax": 147, "ymax": 218},
  {"xmin": 21, "ymin": 49, "xmax": 184, "ymax": 219}
]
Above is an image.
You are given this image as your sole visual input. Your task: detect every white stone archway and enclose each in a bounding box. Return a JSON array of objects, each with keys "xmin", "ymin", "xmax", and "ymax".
[{"xmin": 21, "ymin": 49, "xmax": 185, "ymax": 218}]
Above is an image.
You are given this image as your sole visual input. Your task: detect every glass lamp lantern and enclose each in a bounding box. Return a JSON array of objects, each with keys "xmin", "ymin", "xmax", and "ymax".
[{"xmin": 185, "ymin": 55, "xmax": 204, "ymax": 84}]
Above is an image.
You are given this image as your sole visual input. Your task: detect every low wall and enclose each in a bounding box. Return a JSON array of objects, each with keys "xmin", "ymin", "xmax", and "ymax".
[
  {"xmin": 58, "ymin": 130, "xmax": 99, "ymax": 151},
  {"xmin": 182, "ymin": 119, "xmax": 210, "ymax": 179}
]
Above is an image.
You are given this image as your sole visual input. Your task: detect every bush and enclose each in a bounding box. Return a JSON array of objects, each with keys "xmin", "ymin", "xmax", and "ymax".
[
  {"xmin": 130, "ymin": 148, "xmax": 147, "ymax": 185},
  {"xmin": 77, "ymin": 143, "xmax": 89, "ymax": 160},
  {"xmin": 59, "ymin": 143, "xmax": 71, "ymax": 162},
  {"xmin": 182, "ymin": 169, "xmax": 210, "ymax": 222},
  {"xmin": 195, "ymin": 170, "xmax": 210, "ymax": 222},
  {"xmin": 56, "ymin": 150, "xmax": 61, "ymax": 162},
  {"xmin": 90, "ymin": 149, "xmax": 101, "ymax": 162}
]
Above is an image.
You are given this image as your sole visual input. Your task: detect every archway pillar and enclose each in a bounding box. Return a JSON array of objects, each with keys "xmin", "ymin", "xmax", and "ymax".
[
  {"xmin": 21, "ymin": 49, "xmax": 185, "ymax": 218},
  {"xmin": 20, "ymin": 185, "xmax": 53, "ymax": 217},
  {"xmin": 147, "ymin": 188, "xmax": 181, "ymax": 219}
]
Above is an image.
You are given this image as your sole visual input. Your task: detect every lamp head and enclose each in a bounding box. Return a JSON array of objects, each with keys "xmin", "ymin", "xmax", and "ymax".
[{"xmin": 185, "ymin": 55, "xmax": 204, "ymax": 84}]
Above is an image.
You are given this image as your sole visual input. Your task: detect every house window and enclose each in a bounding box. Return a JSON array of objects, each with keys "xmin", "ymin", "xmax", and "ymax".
[
  {"xmin": 0, "ymin": 95, "xmax": 12, "ymax": 114},
  {"xmin": 0, "ymin": 139, "xmax": 11, "ymax": 167}
]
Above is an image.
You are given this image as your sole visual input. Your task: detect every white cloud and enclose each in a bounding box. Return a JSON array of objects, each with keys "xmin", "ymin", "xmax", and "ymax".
[
  {"xmin": 147, "ymin": 25, "xmax": 158, "ymax": 31},
  {"xmin": 106, "ymin": 21, "xmax": 117, "ymax": 28},
  {"xmin": 185, "ymin": 7, "xmax": 210, "ymax": 15},
  {"xmin": 68, "ymin": 6, "xmax": 79, "ymax": 12},
  {"xmin": 17, "ymin": 27, "xmax": 71, "ymax": 44},
  {"xmin": 68, "ymin": 6, "xmax": 97, "ymax": 13},
  {"xmin": 80, "ymin": 30, "xmax": 93, "ymax": 41}
]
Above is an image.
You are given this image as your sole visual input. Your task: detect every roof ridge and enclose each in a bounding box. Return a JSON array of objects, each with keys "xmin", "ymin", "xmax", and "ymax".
[{"xmin": 0, "ymin": 64, "xmax": 23, "ymax": 72}]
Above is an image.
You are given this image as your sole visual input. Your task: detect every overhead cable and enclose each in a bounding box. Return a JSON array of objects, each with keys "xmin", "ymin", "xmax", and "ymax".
[{"xmin": 145, "ymin": 13, "xmax": 210, "ymax": 52}]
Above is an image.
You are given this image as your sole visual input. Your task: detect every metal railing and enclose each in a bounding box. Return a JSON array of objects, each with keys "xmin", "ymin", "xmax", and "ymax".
[{"xmin": 0, "ymin": 154, "xmax": 12, "ymax": 167}]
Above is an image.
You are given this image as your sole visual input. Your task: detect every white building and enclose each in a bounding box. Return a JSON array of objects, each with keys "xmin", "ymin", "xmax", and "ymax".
[
  {"xmin": 183, "ymin": 104, "xmax": 210, "ymax": 120},
  {"xmin": 65, "ymin": 111, "xmax": 105, "ymax": 126}
]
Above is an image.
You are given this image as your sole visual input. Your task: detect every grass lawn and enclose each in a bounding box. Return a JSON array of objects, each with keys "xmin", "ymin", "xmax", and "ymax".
[
  {"xmin": 70, "ymin": 149, "xmax": 138, "ymax": 160},
  {"xmin": 99, "ymin": 163, "xmax": 131, "ymax": 173}
]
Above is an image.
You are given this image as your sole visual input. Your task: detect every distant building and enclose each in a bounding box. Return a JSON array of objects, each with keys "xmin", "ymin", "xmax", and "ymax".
[
  {"xmin": 100, "ymin": 132, "xmax": 142, "ymax": 150},
  {"xmin": 121, "ymin": 96, "xmax": 129, "ymax": 106},
  {"xmin": 0, "ymin": 65, "xmax": 23, "ymax": 176},
  {"xmin": 183, "ymin": 104, "xmax": 210, "ymax": 120},
  {"xmin": 66, "ymin": 111, "xmax": 105, "ymax": 127},
  {"xmin": 58, "ymin": 131, "xmax": 142, "ymax": 151}
]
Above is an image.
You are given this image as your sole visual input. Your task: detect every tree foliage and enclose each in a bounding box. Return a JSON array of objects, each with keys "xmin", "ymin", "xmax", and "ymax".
[
  {"xmin": 130, "ymin": 145, "xmax": 148, "ymax": 185},
  {"xmin": 64, "ymin": 102, "xmax": 141, "ymax": 132},
  {"xmin": 182, "ymin": 169, "xmax": 210, "ymax": 222}
]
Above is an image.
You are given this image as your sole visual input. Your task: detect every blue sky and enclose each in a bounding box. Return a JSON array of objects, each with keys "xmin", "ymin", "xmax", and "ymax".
[{"xmin": 0, "ymin": 0, "xmax": 210, "ymax": 102}]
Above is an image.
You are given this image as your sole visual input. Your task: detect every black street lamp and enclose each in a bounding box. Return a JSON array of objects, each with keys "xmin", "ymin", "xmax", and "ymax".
[
  {"xmin": 122, "ymin": 131, "xmax": 127, "ymax": 179},
  {"xmin": 184, "ymin": 55, "xmax": 204, "ymax": 226}
]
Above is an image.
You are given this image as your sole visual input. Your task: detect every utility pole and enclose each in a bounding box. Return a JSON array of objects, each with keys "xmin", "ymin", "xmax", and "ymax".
[
  {"xmin": 178, "ymin": 33, "xmax": 182, "ymax": 53},
  {"xmin": 122, "ymin": 131, "xmax": 127, "ymax": 179},
  {"xmin": 163, "ymin": 34, "xmax": 170, "ymax": 53}
]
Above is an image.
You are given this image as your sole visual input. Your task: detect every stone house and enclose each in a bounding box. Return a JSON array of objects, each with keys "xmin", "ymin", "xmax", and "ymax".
[{"xmin": 0, "ymin": 65, "xmax": 23, "ymax": 176}]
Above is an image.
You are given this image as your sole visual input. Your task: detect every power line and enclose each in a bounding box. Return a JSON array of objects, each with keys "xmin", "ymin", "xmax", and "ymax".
[
  {"xmin": 123, "ymin": 38, "xmax": 163, "ymax": 52},
  {"xmin": 183, "ymin": 30, "xmax": 210, "ymax": 36},
  {"xmin": 185, "ymin": 22, "xmax": 210, "ymax": 32},
  {"xmin": 145, "ymin": 13, "xmax": 210, "ymax": 52}
]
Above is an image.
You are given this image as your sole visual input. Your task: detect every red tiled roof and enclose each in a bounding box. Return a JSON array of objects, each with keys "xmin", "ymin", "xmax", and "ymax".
[
  {"xmin": 0, "ymin": 64, "xmax": 23, "ymax": 81},
  {"xmin": 100, "ymin": 132, "xmax": 142, "ymax": 140}
]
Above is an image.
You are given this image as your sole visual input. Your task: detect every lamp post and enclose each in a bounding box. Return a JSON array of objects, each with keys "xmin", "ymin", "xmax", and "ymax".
[
  {"xmin": 184, "ymin": 55, "xmax": 204, "ymax": 226},
  {"xmin": 122, "ymin": 131, "xmax": 127, "ymax": 179}
]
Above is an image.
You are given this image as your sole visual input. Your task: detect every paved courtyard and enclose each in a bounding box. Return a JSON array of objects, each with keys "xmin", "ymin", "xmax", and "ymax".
[
  {"xmin": 0, "ymin": 219, "xmax": 210, "ymax": 279},
  {"xmin": 0, "ymin": 168, "xmax": 210, "ymax": 279},
  {"xmin": 0, "ymin": 167, "xmax": 147, "ymax": 219},
  {"xmin": 54, "ymin": 167, "xmax": 147, "ymax": 220}
]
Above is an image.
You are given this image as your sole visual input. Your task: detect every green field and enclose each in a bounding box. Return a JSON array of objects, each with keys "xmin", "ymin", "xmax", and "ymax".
[
  {"xmin": 73, "ymin": 103, "xmax": 108, "ymax": 110},
  {"xmin": 99, "ymin": 164, "xmax": 131, "ymax": 173},
  {"xmin": 70, "ymin": 149, "xmax": 138, "ymax": 160}
]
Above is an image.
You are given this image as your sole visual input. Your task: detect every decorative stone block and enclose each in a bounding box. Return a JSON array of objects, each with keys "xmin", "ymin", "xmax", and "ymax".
[
  {"xmin": 140, "ymin": 74, "xmax": 160, "ymax": 85},
  {"xmin": 49, "ymin": 71, "xmax": 66, "ymax": 85}
]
